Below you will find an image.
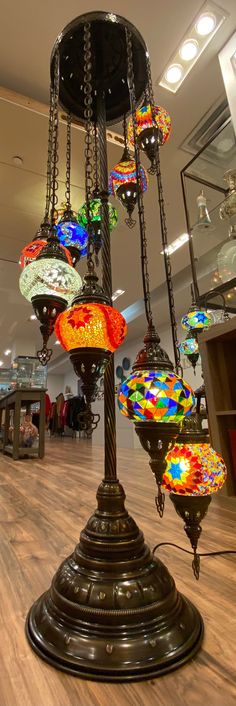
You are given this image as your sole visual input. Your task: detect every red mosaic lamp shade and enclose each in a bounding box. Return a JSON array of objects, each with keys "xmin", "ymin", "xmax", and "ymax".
[
  {"xmin": 55, "ymin": 302, "xmax": 127, "ymax": 352},
  {"xmin": 20, "ymin": 239, "xmax": 72, "ymax": 268},
  {"xmin": 163, "ymin": 442, "xmax": 227, "ymax": 495}
]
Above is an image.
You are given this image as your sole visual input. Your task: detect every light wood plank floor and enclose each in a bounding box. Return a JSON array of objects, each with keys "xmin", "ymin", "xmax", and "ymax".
[{"xmin": 0, "ymin": 438, "xmax": 236, "ymax": 706}]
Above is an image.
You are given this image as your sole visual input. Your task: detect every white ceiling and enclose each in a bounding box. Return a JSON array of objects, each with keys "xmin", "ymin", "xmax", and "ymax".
[{"xmin": 0, "ymin": 0, "xmax": 235, "ymax": 371}]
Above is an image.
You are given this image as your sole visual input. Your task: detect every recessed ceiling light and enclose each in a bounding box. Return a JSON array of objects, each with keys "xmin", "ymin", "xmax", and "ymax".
[
  {"xmin": 195, "ymin": 13, "xmax": 216, "ymax": 36},
  {"xmin": 0, "ymin": 361, "xmax": 3, "ymax": 367},
  {"xmin": 180, "ymin": 40, "xmax": 198, "ymax": 61},
  {"xmin": 30, "ymin": 314, "xmax": 37, "ymax": 320},
  {"xmin": 4, "ymin": 349, "xmax": 11, "ymax": 356},
  {"xmin": 159, "ymin": 2, "xmax": 226, "ymax": 93},
  {"xmin": 55, "ymin": 340, "xmax": 60, "ymax": 345},
  {"xmin": 165, "ymin": 64, "xmax": 183, "ymax": 84}
]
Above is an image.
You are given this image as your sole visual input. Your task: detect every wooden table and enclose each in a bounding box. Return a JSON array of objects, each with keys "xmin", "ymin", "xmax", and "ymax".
[{"xmin": 0, "ymin": 387, "xmax": 46, "ymax": 460}]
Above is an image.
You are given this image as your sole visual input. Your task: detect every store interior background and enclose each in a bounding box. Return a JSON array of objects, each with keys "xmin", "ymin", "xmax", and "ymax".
[{"xmin": 0, "ymin": 0, "xmax": 236, "ymax": 449}]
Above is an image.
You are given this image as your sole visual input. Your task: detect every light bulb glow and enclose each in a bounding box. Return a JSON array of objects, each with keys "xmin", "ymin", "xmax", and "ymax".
[
  {"xmin": 195, "ymin": 13, "xmax": 216, "ymax": 36},
  {"xmin": 165, "ymin": 64, "xmax": 183, "ymax": 84},
  {"xmin": 180, "ymin": 40, "xmax": 198, "ymax": 61}
]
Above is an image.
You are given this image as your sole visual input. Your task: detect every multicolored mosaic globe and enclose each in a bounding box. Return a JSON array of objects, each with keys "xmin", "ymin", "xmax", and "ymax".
[
  {"xmin": 178, "ymin": 337, "xmax": 199, "ymax": 355},
  {"xmin": 56, "ymin": 219, "xmax": 88, "ymax": 257},
  {"xmin": 181, "ymin": 309, "xmax": 213, "ymax": 331},
  {"xmin": 128, "ymin": 104, "xmax": 171, "ymax": 147},
  {"xmin": 109, "ymin": 159, "xmax": 148, "ymax": 196},
  {"xmin": 163, "ymin": 442, "xmax": 227, "ymax": 495},
  {"xmin": 78, "ymin": 198, "xmax": 118, "ymax": 232},
  {"xmin": 118, "ymin": 370, "xmax": 195, "ymax": 423}
]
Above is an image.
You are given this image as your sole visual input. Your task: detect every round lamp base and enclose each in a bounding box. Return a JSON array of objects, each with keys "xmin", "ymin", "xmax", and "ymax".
[{"xmin": 25, "ymin": 480, "xmax": 203, "ymax": 681}]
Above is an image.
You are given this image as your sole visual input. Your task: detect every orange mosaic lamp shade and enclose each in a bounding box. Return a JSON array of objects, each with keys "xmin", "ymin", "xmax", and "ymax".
[
  {"xmin": 55, "ymin": 302, "xmax": 127, "ymax": 352},
  {"xmin": 163, "ymin": 442, "xmax": 227, "ymax": 495},
  {"xmin": 20, "ymin": 239, "xmax": 72, "ymax": 268}
]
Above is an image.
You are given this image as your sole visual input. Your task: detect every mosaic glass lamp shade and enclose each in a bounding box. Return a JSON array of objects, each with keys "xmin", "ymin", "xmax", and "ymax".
[
  {"xmin": 56, "ymin": 218, "xmax": 88, "ymax": 258},
  {"xmin": 109, "ymin": 158, "xmax": 148, "ymax": 196},
  {"xmin": 178, "ymin": 337, "xmax": 199, "ymax": 356},
  {"xmin": 181, "ymin": 308, "xmax": 213, "ymax": 331},
  {"xmin": 118, "ymin": 370, "xmax": 195, "ymax": 423},
  {"xmin": 163, "ymin": 442, "xmax": 227, "ymax": 495},
  {"xmin": 19, "ymin": 239, "xmax": 72, "ymax": 268},
  {"xmin": 78, "ymin": 198, "xmax": 118, "ymax": 232},
  {"xmin": 55, "ymin": 302, "xmax": 127, "ymax": 352},
  {"xmin": 127, "ymin": 104, "xmax": 171, "ymax": 147},
  {"xmin": 19, "ymin": 257, "xmax": 81, "ymax": 305}
]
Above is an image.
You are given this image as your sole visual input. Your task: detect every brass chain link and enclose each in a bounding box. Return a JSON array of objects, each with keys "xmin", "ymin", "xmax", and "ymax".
[
  {"xmin": 126, "ymin": 28, "xmax": 153, "ymax": 329},
  {"xmin": 65, "ymin": 112, "xmax": 72, "ymax": 207},
  {"xmin": 50, "ymin": 50, "xmax": 60, "ymax": 225},
  {"xmin": 83, "ymin": 22, "xmax": 95, "ymax": 271},
  {"xmin": 146, "ymin": 54, "xmax": 182, "ymax": 375}
]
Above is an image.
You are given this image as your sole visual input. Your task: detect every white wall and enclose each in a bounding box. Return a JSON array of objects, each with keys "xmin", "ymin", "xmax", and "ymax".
[{"xmin": 47, "ymin": 374, "xmax": 64, "ymax": 401}]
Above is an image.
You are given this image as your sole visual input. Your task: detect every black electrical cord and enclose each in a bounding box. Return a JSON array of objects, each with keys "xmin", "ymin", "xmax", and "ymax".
[{"xmin": 153, "ymin": 541, "xmax": 236, "ymax": 558}]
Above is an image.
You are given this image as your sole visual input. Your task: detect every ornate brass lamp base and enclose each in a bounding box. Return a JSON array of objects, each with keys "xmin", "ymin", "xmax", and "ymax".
[{"xmin": 26, "ymin": 479, "xmax": 203, "ymax": 680}]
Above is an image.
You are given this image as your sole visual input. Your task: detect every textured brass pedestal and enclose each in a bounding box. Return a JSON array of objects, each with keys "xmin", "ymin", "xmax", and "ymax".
[{"xmin": 26, "ymin": 479, "xmax": 203, "ymax": 680}]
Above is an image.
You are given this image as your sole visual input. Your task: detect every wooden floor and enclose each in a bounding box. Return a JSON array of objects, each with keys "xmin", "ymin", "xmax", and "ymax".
[{"xmin": 0, "ymin": 438, "xmax": 236, "ymax": 706}]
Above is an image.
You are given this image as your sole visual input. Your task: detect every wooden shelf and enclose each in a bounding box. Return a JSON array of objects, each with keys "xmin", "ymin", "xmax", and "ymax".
[{"xmin": 216, "ymin": 410, "xmax": 236, "ymax": 416}]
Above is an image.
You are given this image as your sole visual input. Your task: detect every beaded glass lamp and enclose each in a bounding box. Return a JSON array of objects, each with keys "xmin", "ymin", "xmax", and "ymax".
[
  {"xmin": 56, "ymin": 206, "xmax": 88, "ymax": 262},
  {"xmin": 118, "ymin": 370, "xmax": 194, "ymax": 423},
  {"xmin": 128, "ymin": 104, "xmax": 171, "ymax": 173},
  {"xmin": 181, "ymin": 308, "xmax": 213, "ymax": 331},
  {"xmin": 163, "ymin": 442, "xmax": 227, "ymax": 495},
  {"xmin": 109, "ymin": 149, "xmax": 148, "ymax": 227},
  {"xmin": 55, "ymin": 301, "xmax": 127, "ymax": 352},
  {"xmin": 78, "ymin": 197, "xmax": 118, "ymax": 257},
  {"xmin": 19, "ymin": 256, "xmax": 81, "ymax": 305}
]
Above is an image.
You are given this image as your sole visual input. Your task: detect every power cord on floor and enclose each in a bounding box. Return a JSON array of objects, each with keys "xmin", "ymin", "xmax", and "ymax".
[{"xmin": 153, "ymin": 542, "xmax": 236, "ymax": 580}]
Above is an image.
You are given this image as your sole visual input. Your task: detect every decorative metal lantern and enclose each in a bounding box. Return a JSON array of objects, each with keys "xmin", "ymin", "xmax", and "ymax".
[
  {"xmin": 109, "ymin": 147, "xmax": 148, "ymax": 227},
  {"xmin": 128, "ymin": 104, "xmax": 171, "ymax": 173}
]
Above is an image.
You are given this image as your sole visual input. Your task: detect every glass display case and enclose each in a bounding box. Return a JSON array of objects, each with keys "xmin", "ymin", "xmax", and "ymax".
[
  {"xmin": 181, "ymin": 116, "xmax": 236, "ymax": 312},
  {"xmin": 11, "ymin": 356, "xmax": 47, "ymax": 389},
  {"xmin": 0, "ymin": 369, "xmax": 14, "ymax": 398}
]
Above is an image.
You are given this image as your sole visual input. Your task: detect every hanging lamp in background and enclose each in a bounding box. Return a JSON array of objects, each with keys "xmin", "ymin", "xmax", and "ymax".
[
  {"xmin": 128, "ymin": 103, "xmax": 171, "ymax": 174},
  {"xmin": 193, "ymin": 189, "xmax": 215, "ymax": 232},
  {"xmin": 109, "ymin": 114, "xmax": 148, "ymax": 227}
]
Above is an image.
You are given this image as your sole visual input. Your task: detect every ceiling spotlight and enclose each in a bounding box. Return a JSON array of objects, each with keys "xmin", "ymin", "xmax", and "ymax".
[
  {"xmin": 180, "ymin": 40, "xmax": 198, "ymax": 61},
  {"xmin": 12, "ymin": 155, "xmax": 23, "ymax": 166},
  {"xmin": 195, "ymin": 13, "xmax": 216, "ymax": 36},
  {"xmin": 55, "ymin": 340, "xmax": 60, "ymax": 345},
  {"xmin": 165, "ymin": 64, "xmax": 183, "ymax": 84},
  {"xmin": 30, "ymin": 314, "xmax": 37, "ymax": 321},
  {"xmin": 0, "ymin": 361, "xmax": 3, "ymax": 367},
  {"xmin": 4, "ymin": 349, "xmax": 11, "ymax": 356}
]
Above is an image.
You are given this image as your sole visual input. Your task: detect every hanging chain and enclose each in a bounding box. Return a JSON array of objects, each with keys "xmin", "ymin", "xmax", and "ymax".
[
  {"xmin": 93, "ymin": 122, "xmax": 100, "ymax": 194},
  {"xmin": 65, "ymin": 112, "xmax": 72, "ymax": 207},
  {"xmin": 50, "ymin": 49, "xmax": 60, "ymax": 226},
  {"xmin": 123, "ymin": 113, "xmax": 128, "ymax": 152},
  {"xmin": 126, "ymin": 29, "xmax": 153, "ymax": 329},
  {"xmin": 146, "ymin": 54, "xmax": 182, "ymax": 375},
  {"xmin": 83, "ymin": 22, "xmax": 95, "ymax": 271},
  {"xmin": 44, "ymin": 83, "xmax": 54, "ymax": 223}
]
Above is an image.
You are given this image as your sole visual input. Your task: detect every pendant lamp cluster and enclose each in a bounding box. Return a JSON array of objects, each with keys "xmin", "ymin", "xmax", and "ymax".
[{"xmin": 23, "ymin": 12, "xmax": 228, "ymax": 681}]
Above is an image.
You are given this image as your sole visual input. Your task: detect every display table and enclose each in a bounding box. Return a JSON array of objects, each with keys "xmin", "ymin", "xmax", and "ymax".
[{"xmin": 0, "ymin": 388, "xmax": 46, "ymax": 460}]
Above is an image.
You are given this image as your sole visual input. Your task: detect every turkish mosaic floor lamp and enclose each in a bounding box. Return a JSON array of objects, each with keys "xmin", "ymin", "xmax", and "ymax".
[{"xmin": 26, "ymin": 12, "xmax": 204, "ymax": 680}]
